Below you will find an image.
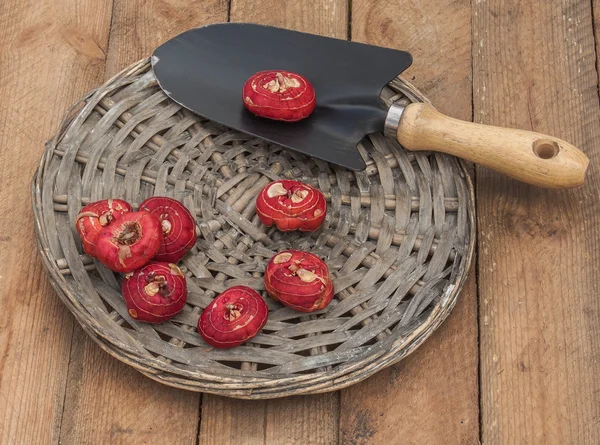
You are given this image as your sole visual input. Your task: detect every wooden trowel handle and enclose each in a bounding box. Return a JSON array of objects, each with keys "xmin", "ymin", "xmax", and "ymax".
[{"xmin": 396, "ymin": 103, "xmax": 589, "ymax": 188}]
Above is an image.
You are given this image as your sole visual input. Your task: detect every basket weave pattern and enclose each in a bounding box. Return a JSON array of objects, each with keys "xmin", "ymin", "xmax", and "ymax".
[{"xmin": 32, "ymin": 59, "xmax": 475, "ymax": 398}]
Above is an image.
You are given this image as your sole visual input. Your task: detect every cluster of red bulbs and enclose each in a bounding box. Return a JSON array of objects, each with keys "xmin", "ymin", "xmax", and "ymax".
[
  {"xmin": 199, "ymin": 180, "xmax": 333, "ymax": 348},
  {"xmin": 77, "ymin": 182, "xmax": 331, "ymax": 349},
  {"xmin": 76, "ymin": 197, "xmax": 196, "ymax": 323}
]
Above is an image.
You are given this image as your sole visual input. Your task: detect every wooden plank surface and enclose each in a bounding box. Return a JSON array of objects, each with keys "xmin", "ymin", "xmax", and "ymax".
[
  {"xmin": 595, "ymin": 0, "xmax": 600, "ymax": 87},
  {"xmin": 104, "ymin": 0, "xmax": 229, "ymax": 78},
  {"xmin": 229, "ymin": 0, "xmax": 348, "ymax": 37},
  {"xmin": 0, "ymin": 2, "xmax": 113, "ymax": 443},
  {"xmin": 196, "ymin": 1, "xmax": 347, "ymax": 444},
  {"xmin": 475, "ymin": 0, "xmax": 600, "ymax": 444},
  {"xmin": 56, "ymin": 1, "xmax": 229, "ymax": 444},
  {"xmin": 2, "ymin": 0, "xmax": 600, "ymax": 443},
  {"xmin": 338, "ymin": 1, "xmax": 480, "ymax": 444}
]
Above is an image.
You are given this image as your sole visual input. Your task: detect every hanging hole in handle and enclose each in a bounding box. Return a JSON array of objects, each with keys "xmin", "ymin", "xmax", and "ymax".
[{"xmin": 533, "ymin": 139, "xmax": 560, "ymax": 159}]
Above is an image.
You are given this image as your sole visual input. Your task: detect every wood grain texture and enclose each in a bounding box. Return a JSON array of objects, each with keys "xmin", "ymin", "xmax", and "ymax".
[
  {"xmin": 264, "ymin": 395, "xmax": 339, "ymax": 445},
  {"xmin": 595, "ymin": 0, "xmax": 599, "ymax": 87},
  {"xmin": 105, "ymin": 0, "xmax": 228, "ymax": 78},
  {"xmin": 198, "ymin": 397, "xmax": 266, "ymax": 445},
  {"xmin": 0, "ymin": 2, "xmax": 113, "ymax": 443},
  {"xmin": 351, "ymin": 0, "xmax": 473, "ymax": 122},
  {"xmin": 199, "ymin": 394, "xmax": 339, "ymax": 445},
  {"xmin": 197, "ymin": 1, "xmax": 347, "ymax": 443},
  {"xmin": 397, "ymin": 102, "xmax": 589, "ymax": 189},
  {"xmin": 340, "ymin": 1, "xmax": 479, "ymax": 444},
  {"xmin": 57, "ymin": 1, "xmax": 227, "ymax": 444},
  {"xmin": 474, "ymin": 0, "xmax": 600, "ymax": 444},
  {"xmin": 58, "ymin": 338, "xmax": 200, "ymax": 445},
  {"xmin": 229, "ymin": 0, "xmax": 348, "ymax": 38}
]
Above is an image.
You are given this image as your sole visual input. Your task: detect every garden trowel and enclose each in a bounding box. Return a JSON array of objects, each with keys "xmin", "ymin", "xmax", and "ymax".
[{"xmin": 152, "ymin": 23, "xmax": 588, "ymax": 188}]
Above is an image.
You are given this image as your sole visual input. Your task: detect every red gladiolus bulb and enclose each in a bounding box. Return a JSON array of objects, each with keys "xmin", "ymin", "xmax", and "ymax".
[
  {"xmin": 256, "ymin": 180, "xmax": 326, "ymax": 232},
  {"xmin": 122, "ymin": 262, "xmax": 187, "ymax": 323},
  {"xmin": 139, "ymin": 197, "xmax": 197, "ymax": 263},
  {"xmin": 264, "ymin": 250, "xmax": 334, "ymax": 313},
  {"xmin": 198, "ymin": 286, "xmax": 268, "ymax": 349},
  {"xmin": 95, "ymin": 211, "xmax": 162, "ymax": 273},
  {"xmin": 242, "ymin": 70, "xmax": 316, "ymax": 122},
  {"xmin": 76, "ymin": 199, "xmax": 132, "ymax": 257}
]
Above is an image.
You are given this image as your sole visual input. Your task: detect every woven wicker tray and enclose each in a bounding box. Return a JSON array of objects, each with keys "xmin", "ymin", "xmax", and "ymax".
[{"xmin": 32, "ymin": 58, "xmax": 475, "ymax": 398}]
